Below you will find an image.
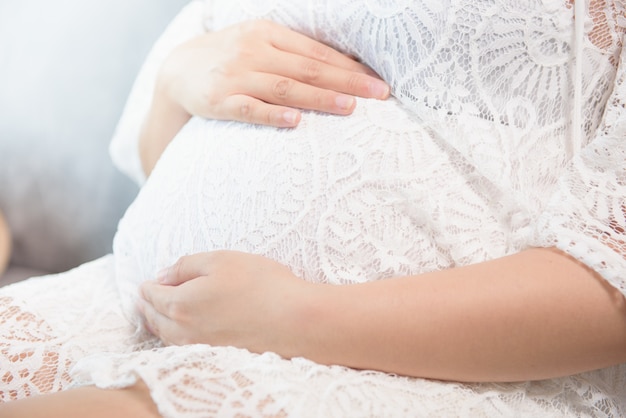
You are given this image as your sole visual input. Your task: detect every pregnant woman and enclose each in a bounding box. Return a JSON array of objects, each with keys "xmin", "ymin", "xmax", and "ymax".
[{"xmin": 1, "ymin": 0, "xmax": 626, "ymax": 417}]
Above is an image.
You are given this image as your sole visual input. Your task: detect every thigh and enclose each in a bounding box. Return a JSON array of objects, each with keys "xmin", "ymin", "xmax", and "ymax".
[
  {"xmin": 0, "ymin": 381, "xmax": 159, "ymax": 418},
  {"xmin": 72, "ymin": 343, "xmax": 626, "ymax": 418},
  {"xmin": 0, "ymin": 256, "xmax": 135, "ymax": 402}
]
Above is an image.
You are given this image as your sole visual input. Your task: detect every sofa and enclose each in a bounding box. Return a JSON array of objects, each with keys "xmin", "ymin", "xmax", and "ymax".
[{"xmin": 0, "ymin": 0, "xmax": 189, "ymax": 286}]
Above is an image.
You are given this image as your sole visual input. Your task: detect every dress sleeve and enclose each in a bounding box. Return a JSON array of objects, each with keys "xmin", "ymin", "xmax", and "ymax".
[
  {"xmin": 109, "ymin": 0, "xmax": 211, "ymax": 186},
  {"xmin": 531, "ymin": 38, "xmax": 626, "ymax": 295}
]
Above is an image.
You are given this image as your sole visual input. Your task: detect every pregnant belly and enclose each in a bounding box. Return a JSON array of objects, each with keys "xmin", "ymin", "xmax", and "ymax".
[{"xmin": 113, "ymin": 97, "xmax": 519, "ymax": 320}]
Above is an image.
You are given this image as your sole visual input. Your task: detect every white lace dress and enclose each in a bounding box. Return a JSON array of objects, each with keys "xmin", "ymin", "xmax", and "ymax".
[{"xmin": 2, "ymin": 0, "xmax": 626, "ymax": 416}]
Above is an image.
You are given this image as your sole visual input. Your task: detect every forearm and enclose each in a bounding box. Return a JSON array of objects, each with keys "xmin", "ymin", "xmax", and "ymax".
[
  {"xmin": 138, "ymin": 82, "xmax": 191, "ymax": 177},
  {"xmin": 296, "ymin": 247, "xmax": 626, "ymax": 382}
]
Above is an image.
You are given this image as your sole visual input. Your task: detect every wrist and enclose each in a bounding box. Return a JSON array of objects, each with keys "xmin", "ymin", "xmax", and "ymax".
[
  {"xmin": 285, "ymin": 281, "xmax": 363, "ymax": 366},
  {"xmin": 153, "ymin": 73, "xmax": 191, "ymax": 120},
  {"xmin": 139, "ymin": 82, "xmax": 191, "ymax": 177}
]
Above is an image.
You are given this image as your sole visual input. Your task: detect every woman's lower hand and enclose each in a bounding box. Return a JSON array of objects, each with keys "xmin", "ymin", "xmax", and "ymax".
[
  {"xmin": 137, "ymin": 251, "xmax": 318, "ymax": 357},
  {"xmin": 157, "ymin": 19, "xmax": 390, "ymax": 128}
]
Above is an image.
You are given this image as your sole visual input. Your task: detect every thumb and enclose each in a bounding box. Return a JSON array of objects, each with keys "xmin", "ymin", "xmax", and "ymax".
[{"xmin": 156, "ymin": 253, "xmax": 212, "ymax": 285}]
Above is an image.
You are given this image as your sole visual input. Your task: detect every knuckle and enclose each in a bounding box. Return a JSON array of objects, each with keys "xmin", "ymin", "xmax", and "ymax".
[
  {"xmin": 239, "ymin": 101, "xmax": 252, "ymax": 119},
  {"xmin": 256, "ymin": 19, "xmax": 274, "ymax": 31},
  {"xmin": 200, "ymin": 90, "xmax": 221, "ymax": 117},
  {"xmin": 201, "ymin": 251, "xmax": 222, "ymax": 274},
  {"xmin": 264, "ymin": 109, "xmax": 276, "ymax": 126},
  {"xmin": 230, "ymin": 43, "xmax": 255, "ymax": 63},
  {"xmin": 346, "ymin": 73, "xmax": 363, "ymax": 92},
  {"xmin": 272, "ymin": 79, "xmax": 292, "ymax": 99},
  {"xmin": 166, "ymin": 298, "xmax": 188, "ymax": 322},
  {"xmin": 238, "ymin": 20, "xmax": 258, "ymax": 34},
  {"xmin": 311, "ymin": 90, "xmax": 326, "ymax": 109},
  {"xmin": 310, "ymin": 43, "xmax": 330, "ymax": 62},
  {"xmin": 205, "ymin": 250, "xmax": 222, "ymax": 260},
  {"xmin": 208, "ymin": 250, "xmax": 229, "ymax": 266},
  {"xmin": 302, "ymin": 59, "xmax": 322, "ymax": 82},
  {"xmin": 171, "ymin": 257, "xmax": 187, "ymax": 280},
  {"xmin": 240, "ymin": 19, "xmax": 272, "ymax": 38}
]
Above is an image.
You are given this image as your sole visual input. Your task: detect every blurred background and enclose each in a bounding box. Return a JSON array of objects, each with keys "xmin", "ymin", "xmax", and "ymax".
[{"xmin": 0, "ymin": 0, "xmax": 189, "ymax": 284}]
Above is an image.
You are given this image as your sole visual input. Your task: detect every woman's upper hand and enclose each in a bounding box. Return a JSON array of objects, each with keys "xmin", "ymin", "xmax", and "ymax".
[
  {"xmin": 139, "ymin": 19, "xmax": 391, "ymax": 177},
  {"xmin": 157, "ymin": 19, "xmax": 391, "ymax": 128},
  {"xmin": 137, "ymin": 251, "xmax": 321, "ymax": 357}
]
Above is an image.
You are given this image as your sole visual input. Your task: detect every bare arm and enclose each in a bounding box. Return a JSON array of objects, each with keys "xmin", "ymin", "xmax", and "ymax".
[
  {"xmin": 299, "ymin": 247, "xmax": 626, "ymax": 382},
  {"xmin": 6, "ymin": 248, "xmax": 624, "ymax": 418},
  {"xmin": 139, "ymin": 20, "xmax": 390, "ymax": 177},
  {"xmin": 138, "ymin": 83, "xmax": 191, "ymax": 178},
  {"xmin": 139, "ymin": 247, "xmax": 626, "ymax": 383}
]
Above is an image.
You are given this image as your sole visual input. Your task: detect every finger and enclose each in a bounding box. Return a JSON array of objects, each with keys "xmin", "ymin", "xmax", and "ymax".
[
  {"xmin": 218, "ymin": 94, "xmax": 304, "ymax": 127},
  {"xmin": 268, "ymin": 22, "xmax": 373, "ymax": 75},
  {"xmin": 156, "ymin": 253, "xmax": 212, "ymax": 285},
  {"xmin": 137, "ymin": 282, "xmax": 178, "ymax": 345},
  {"xmin": 342, "ymin": 54, "xmax": 382, "ymax": 78},
  {"xmin": 238, "ymin": 73, "xmax": 358, "ymax": 115},
  {"xmin": 266, "ymin": 50, "xmax": 390, "ymax": 100},
  {"xmin": 251, "ymin": 42, "xmax": 390, "ymax": 100},
  {"xmin": 140, "ymin": 281, "xmax": 173, "ymax": 318}
]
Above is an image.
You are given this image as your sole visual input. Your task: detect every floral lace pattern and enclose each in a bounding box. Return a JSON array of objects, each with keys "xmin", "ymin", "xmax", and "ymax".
[
  {"xmin": 532, "ymin": 43, "xmax": 626, "ymax": 291},
  {"xmin": 0, "ymin": 257, "xmax": 136, "ymax": 401},
  {"xmin": 2, "ymin": 260, "xmax": 625, "ymax": 416},
  {"xmin": 2, "ymin": 0, "xmax": 626, "ymax": 416}
]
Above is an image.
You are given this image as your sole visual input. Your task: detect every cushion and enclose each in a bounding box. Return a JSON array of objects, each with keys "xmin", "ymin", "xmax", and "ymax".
[{"xmin": 0, "ymin": 0, "xmax": 189, "ymax": 273}]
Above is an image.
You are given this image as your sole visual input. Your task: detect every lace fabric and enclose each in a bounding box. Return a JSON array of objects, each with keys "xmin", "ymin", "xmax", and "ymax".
[
  {"xmin": 531, "ymin": 40, "xmax": 626, "ymax": 291},
  {"xmin": 0, "ymin": 257, "xmax": 136, "ymax": 401},
  {"xmin": 2, "ymin": 261, "xmax": 625, "ymax": 416},
  {"xmin": 2, "ymin": 0, "xmax": 626, "ymax": 416},
  {"xmin": 112, "ymin": 0, "xmax": 626, "ymax": 317}
]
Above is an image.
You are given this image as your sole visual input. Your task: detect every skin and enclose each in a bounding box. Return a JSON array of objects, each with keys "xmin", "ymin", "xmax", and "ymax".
[
  {"xmin": 0, "ymin": 381, "xmax": 160, "ymax": 418},
  {"xmin": 0, "ymin": 211, "xmax": 10, "ymax": 276},
  {"xmin": 3, "ymin": 248, "xmax": 625, "ymax": 418},
  {"xmin": 2, "ymin": 17, "xmax": 625, "ymax": 418},
  {"xmin": 140, "ymin": 19, "xmax": 391, "ymax": 176},
  {"xmin": 0, "ymin": 20, "xmax": 392, "ymax": 418},
  {"xmin": 137, "ymin": 248, "xmax": 626, "ymax": 383}
]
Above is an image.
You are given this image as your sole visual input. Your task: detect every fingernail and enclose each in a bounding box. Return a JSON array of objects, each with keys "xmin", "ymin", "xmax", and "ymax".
[
  {"xmin": 282, "ymin": 110, "xmax": 299, "ymax": 126},
  {"xmin": 369, "ymin": 81, "xmax": 390, "ymax": 99},
  {"xmin": 335, "ymin": 95, "xmax": 355, "ymax": 111}
]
